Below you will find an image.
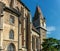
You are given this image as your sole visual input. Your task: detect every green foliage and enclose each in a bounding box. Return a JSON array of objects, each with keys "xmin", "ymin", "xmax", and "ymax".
[{"xmin": 42, "ymin": 38, "xmax": 60, "ymax": 51}]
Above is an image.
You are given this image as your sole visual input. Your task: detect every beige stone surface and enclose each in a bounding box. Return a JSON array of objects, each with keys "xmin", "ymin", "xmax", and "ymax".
[{"xmin": 0, "ymin": 0, "xmax": 46, "ymax": 51}]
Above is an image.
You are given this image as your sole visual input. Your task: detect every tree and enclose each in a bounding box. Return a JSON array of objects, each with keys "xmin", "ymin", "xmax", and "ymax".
[
  {"xmin": 55, "ymin": 40, "xmax": 60, "ymax": 51},
  {"xmin": 42, "ymin": 38, "xmax": 58, "ymax": 51}
]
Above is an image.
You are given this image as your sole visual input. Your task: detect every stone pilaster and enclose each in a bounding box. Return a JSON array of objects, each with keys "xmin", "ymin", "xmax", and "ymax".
[
  {"xmin": 32, "ymin": 37, "xmax": 36, "ymax": 51},
  {"xmin": 37, "ymin": 37, "xmax": 40, "ymax": 51},
  {"xmin": 27, "ymin": 33, "xmax": 32, "ymax": 51}
]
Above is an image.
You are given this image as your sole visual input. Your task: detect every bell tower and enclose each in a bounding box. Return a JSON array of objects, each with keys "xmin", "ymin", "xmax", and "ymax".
[{"xmin": 32, "ymin": 6, "xmax": 47, "ymax": 50}]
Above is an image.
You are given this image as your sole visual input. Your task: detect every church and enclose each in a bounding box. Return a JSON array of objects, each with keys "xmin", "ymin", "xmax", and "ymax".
[{"xmin": 0, "ymin": 0, "xmax": 46, "ymax": 51}]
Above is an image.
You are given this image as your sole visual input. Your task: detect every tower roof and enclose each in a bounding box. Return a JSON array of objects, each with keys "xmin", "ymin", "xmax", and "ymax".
[
  {"xmin": 36, "ymin": 6, "xmax": 41, "ymax": 13},
  {"xmin": 33, "ymin": 6, "xmax": 41, "ymax": 22}
]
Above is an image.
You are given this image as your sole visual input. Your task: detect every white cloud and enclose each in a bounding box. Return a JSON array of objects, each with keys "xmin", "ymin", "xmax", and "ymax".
[
  {"xmin": 47, "ymin": 26, "xmax": 56, "ymax": 34},
  {"xmin": 47, "ymin": 31, "xmax": 51, "ymax": 34}
]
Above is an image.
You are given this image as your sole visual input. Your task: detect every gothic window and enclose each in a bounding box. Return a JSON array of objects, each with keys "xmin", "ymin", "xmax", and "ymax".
[
  {"xmin": 10, "ymin": 15, "xmax": 15, "ymax": 24},
  {"xmin": 9, "ymin": 30, "xmax": 14, "ymax": 39},
  {"xmin": 8, "ymin": 43, "xmax": 15, "ymax": 51}
]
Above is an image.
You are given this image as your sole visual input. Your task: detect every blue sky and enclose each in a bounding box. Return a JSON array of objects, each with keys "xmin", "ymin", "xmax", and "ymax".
[{"xmin": 21, "ymin": 0, "xmax": 60, "ymax": 40}]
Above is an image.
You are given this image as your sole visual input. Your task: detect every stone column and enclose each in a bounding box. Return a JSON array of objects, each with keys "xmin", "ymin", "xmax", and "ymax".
[
  {"xmin": 36, "ymin": 38, "xmax": 38, "ymax": 51},
  {"xmin": 37, "ymin": 38, "xmax": 40, "ymax": 51},
  {"xmin": 32, "ymin": 36, "xmax": 34, "ymax": 51},
  {"xmin": 27, "ymin": 14, "xmax": 32, "ymax": 51},
  {"xmin": 32, "ymin": 36, "xmax": 36, "ymax": 51},
  {"xmin": 0, "ymin": 30, "xmax": 3, "ymax": 51},
  {"xmin": 27, "ymin": 32, "xmax": 32, "ymax": 51},
  {"xmin": 34, "ymin": 38, "xmax": 36, "ymax": 51},
  {"xmin": 0, "ymin": 31, "xmax": 1, "ymax": 49}
]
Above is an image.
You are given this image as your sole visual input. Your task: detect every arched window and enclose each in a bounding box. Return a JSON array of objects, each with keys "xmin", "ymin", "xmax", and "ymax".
[
  {"xmin": 9, "ymin": 30, "xmax": 14, "ymax": 39},
  {"xmin": 8, "ymin": 43, "xmax": 15, "ymax": 51}
]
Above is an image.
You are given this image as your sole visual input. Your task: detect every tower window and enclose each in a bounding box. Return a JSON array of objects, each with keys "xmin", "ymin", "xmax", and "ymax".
[
  {"xmin": 10, "ymin": 15, "xmax": 15, "ymax": 24},
  {"xmin": 9, "ymin": 30, "xmax": 14, "ymax": 39}
]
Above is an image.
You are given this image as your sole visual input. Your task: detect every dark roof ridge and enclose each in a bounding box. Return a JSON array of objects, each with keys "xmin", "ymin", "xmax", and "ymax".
[{"xmin": 32, "ymin": 24, "xmax": 40, "ymax": 34}]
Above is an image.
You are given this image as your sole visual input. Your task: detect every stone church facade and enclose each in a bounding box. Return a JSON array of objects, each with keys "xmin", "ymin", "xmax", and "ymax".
[{"xmin": 0, "ymin": 0, "xmax": 46, "ymax": 51}]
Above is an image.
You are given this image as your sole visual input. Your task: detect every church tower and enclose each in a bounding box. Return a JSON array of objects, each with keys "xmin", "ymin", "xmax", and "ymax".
[{"xmin": 32, "ymin": 6, "xmax": 47, "ymax": 50}]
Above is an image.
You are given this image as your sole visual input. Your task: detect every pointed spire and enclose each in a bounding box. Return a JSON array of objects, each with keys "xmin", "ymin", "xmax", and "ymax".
[
  {"xmin": 36, "ymin": 6, "xmax": 41, "ymax": 13},
  {"xmin": 33, "ymin": 6, "xmax": 41, "ymax": 22}
]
